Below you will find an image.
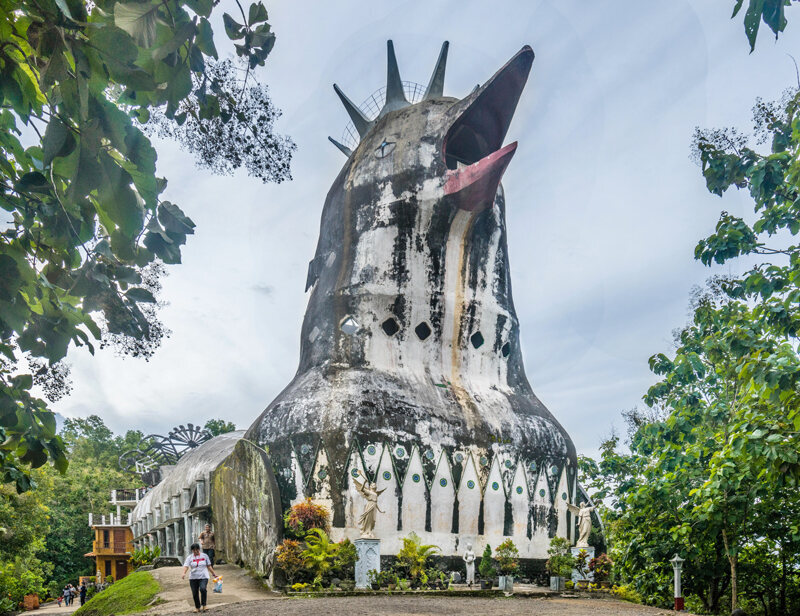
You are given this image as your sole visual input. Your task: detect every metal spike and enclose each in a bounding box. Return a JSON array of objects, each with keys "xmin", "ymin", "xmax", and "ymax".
[
  {"xmin": 328, "ymin": 136, "xmax": 353, "ymax": 157},
  {"xmin": 383, "ymin": 40, "xmax": 408, "ymax": 112},
  {"xmin": 333, "ymin": 84, "xmax": 373, "ymax": 138},
  {"xmin": 423, "ymin": 41, "xmax": 449, "ymax": 100}
]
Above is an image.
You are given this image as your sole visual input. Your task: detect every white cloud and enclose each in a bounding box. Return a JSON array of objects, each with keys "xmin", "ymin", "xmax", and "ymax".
[{"xmin": 54, "ymin": 0, "xmax": 800, "ymax": 460}]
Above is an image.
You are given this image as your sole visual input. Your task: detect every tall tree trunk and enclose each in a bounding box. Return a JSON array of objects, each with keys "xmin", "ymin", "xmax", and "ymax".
[{"xmin": 722, "ymin": 528, "xmax": 738, "ymax": 612}]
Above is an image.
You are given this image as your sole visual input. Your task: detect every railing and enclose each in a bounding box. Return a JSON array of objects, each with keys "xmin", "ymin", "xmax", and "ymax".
[
  {"xmin": 88, "ymin": 513, "xmax": 132, "ymax": 527},
  {"xmin": 111, "ymin": 487, "xmax": 147, "ymax": 503},
  {"xmin": 93, "ymin": 540, "xmax": 133, "ymax": 554}
]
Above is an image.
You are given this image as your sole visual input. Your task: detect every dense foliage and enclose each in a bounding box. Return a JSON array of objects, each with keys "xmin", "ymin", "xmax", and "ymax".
[{"xmin": 0, "ymin": 0, "xmax": 293, "ymax": 491}]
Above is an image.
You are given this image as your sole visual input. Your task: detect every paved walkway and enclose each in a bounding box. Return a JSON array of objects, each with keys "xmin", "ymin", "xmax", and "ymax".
[
  {"xmin": 36, "ymin": 600, "xmax": 81, "ymax": 614},
  {"xmin": 162, "ymin": 595, "xmax": 688, "ymax": 616},
  {"xmin": 148, "ymin": 565, "xmax": 275, "ymax": 614}
]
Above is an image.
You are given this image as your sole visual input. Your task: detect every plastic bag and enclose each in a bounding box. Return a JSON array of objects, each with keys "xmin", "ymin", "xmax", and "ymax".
[{"xmin": 213, "ymin": 576, "xmax": 223, "ymax": 593}]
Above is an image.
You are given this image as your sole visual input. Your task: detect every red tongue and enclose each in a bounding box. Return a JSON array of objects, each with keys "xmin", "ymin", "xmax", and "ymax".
[{"xmin": 443, "ymin": 142, "xmax": 517, "ymax": 212}]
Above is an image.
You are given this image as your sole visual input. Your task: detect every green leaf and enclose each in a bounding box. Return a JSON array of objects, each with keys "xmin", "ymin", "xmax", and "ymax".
[
  {"xmin": 196, "ymin": 18, "xmax": 218, "ymax": 59},
  {"xmin": 125, "ymin": 287, "xmax": 156, "ymax": 303},
  {"xmin": 744, "ymin": 0, "xmax": 765, "ymax": 52},
  {"xmin": 114, "ymin": 2, "xmax": 160, "ymax": 48},
  {"xmin": 158, "ymin": 201, "xmax": 195, "ymax": 235},
  {"xmin": 248, "ymin": 1, "xmax": 269, "ymax": 24},
  {"xmin": 42, "ymin": 117, "xmax": 74, "ymax": 167},
  {"xmin": 90, "ymin": 25, "xmax": 138, "ymax": 65},
  {"xmin": 223, "ymin": 13, "xmax": 244, "ymax": 40},
  {"xmin": 732, "ymin": 0, "xmax": 745, "ymax": 17},
  {"xmin": 152, "ymin": 21, "xmax": 196, "ymax": 62},
  {"xmin": 53, "ymin": 0, "xmax": 75, "ymax": 20}
]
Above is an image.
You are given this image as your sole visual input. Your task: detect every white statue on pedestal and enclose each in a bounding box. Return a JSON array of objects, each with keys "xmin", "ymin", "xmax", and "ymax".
[
  {"xmin": 567, "ymin": 501, "xmax": 595, "ymax": 548},
  {"xmin": 353, "ymin": 469, "xmax": 385, "ymax": 538},
  {"xmin": 463, "ymin": 543, "xmax": 476, "ymax": 586}
]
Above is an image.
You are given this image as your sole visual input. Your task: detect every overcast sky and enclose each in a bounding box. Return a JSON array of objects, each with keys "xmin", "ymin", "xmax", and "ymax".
[{"xmin": 52, "ymin": 0, "xmax": 800, "ymax": 459}]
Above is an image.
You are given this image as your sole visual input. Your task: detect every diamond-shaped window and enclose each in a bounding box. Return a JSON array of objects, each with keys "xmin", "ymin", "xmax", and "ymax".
[
  {"xmin": 341, "ymin": 317, "xmax": 359, "ymax": 335},
  {"xmin": 414, "ymin": 322, "xmax": 432, "ymax": 340},
  {"xmin": 381, "ymin": 317, "xmax": 400, "ymax": 336},
  {"xmin": 470, "ymin": 331, "xmax": 484, "ymax": 349}
]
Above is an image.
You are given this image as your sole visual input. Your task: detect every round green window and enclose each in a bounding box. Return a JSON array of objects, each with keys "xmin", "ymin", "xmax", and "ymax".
[
  {"xmin": 561, "ymin": 492, "xmax": 567, "ymax": 500},
  {"xmin": 383, "ymin": 471, "xmax": 392, "ymax": 481},
  {"xmin": 492, "ymin": 481, "xmax": 500, "ymax": 491},
  {"xmin": 351, "ymin": 468, "xmax": 359, "ymax": 478},
  {"xmin": 367, "ymin": 445, "xmax": 376, "ymax": 455},
  {"xmin": 515, "ymin": 486, "xmax": 523, "ymax": 495},
  {"xmin": 395, "ymin": 447, "xmax": 405, "ymax": 458},
  {"xmin": 425, "ymin": 450, "xmax": 435, "ymax": 460},
  {"xmin": 317, "ymin": 469, "xmax": 327, "ymax": 479},
  {"xmin": 466, "ymin": 480, "xmax": 475, "ymax": 489},
  {"xmin": 480, "ymin": 456, "xmax": 489, "ymax": 467},
  {"xmin": 529, "ymin": 462, "xmax": 537, "ymax": 472},
  {"xmin": 439, "ymin": 478, "xmax": 448, "ymax": 487},
  {"xmin": 412, "ymin": 473, "xmax": 421, "ymax": 483},
  {"xmin": 539, "ymin": 488, "xmax": 546, "ymax": 497},
  {"xmin": 504, "ymin": 459, "xmax": 512, "ymax": 469}
]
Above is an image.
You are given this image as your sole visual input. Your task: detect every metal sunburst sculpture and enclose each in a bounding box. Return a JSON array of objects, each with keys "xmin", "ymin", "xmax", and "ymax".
[{"xmin": 119, "ymin": 423, "xmax": 212, "ymax": 481}]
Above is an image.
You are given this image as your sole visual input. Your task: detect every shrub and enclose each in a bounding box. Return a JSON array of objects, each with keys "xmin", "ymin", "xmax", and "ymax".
[
  {"xmin": 396, "ymin": 533, "xmax": 439, "ymax": 584},
  {"xmin": 331, "ymin": 538, "xmax": 357, "ymax": 580},
  {"xmin": 275, "ymin": 539, "xmax": 304, "ymax": 586},
  {"xmin": 301, "ymin": 529, "xmax": 337, "ymax": 581},
  {"xmin": 546, "ymin": 536, "xmax": 574, "ymax": 578},
  {"xmin": 574, "ymin": 549, "xmax": 590, "ymax": 581},
  {"xmin": 478, "ymin": 544, "xmax": 496, "ymax": 579},
  {"xmin": 612, "ymin": 583, "xmax": 643, "ymax": 604},
  {"xmin": 284, "ymin": 499, "xmax": 330, "ymax": 539},
  {"xmin": 495, "ymin": 539, "xmax": 519, "ymax": 576},
  {"xmin": 130, "ymin": 545, "xmax": 161, "ymax": 569},
  {"xmin": 589, "ymin": 553, "xmax": 613, "ymax": 582}
]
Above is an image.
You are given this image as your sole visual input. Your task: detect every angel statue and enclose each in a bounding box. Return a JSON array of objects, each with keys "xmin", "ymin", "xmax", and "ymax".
[
  {"xmin": 567, "ymin": 501, "xmax": 595, "ymax": 547},
  {"xmin": 353, "ymin": 469, "xmax": 386, "ymax": 538}
]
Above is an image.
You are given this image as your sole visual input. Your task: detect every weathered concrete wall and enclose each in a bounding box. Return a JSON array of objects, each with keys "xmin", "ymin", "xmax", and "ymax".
[
  {"xmin": 211, "ymin": 439, "xmax": 282, "ymax": 579},
  {"xmin": 246, "ymin": 43, "xmax": 582, "ymax": 558}
]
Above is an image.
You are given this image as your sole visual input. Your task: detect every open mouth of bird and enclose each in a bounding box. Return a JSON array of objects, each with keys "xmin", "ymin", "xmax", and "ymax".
[{"xmin": 442, "ymin": 46, "xmax": 534, "ymax": 212}]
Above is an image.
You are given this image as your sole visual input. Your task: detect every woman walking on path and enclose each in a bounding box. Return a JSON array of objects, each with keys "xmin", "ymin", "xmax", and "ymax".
[{"xmin": 181, "ymin": 542, "xmax": 217, "ymax": 612}]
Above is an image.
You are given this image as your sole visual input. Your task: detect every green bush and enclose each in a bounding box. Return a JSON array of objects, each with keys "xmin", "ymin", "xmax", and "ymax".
[
  {"xmin": 0, "ymin": 557, "xmax": 49, "ymax": 611},
  {"xmin": 478, "ymin": 544, "xmax": 496, "ymax": 579},
  {"xmin": 612, "ymin": 583, "xmax": 643, "ymax": 604},
  {"xmin": 545, "ymin": 537, "xmax": 574, "ymax": 578}
]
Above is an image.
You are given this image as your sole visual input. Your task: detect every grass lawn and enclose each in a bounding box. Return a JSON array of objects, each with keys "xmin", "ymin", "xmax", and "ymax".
[{"xmin": 74, "ymin": 572, "xmax": 160, "ymax": 616}]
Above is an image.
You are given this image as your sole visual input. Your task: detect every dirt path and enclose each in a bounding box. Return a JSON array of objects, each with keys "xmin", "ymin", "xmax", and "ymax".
[
  {"xmin": 162, "ymin": 594, "xmax": 688, "ymax": 616},
  {"xmin": 147, "ymin": 565, "xmax": 276, "ymax": 614}
]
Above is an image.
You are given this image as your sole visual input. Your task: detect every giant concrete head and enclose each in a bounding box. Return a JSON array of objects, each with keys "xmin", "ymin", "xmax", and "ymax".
[{"xmin": 246, "ymin": 41, "xmax": 580, "ymax": 557}]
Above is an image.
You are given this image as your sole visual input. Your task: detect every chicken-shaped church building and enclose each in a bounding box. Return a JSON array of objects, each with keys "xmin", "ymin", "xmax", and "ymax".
[{"xmin": 129, "ymin": 40, "xmax": 589, "ymax": 576}]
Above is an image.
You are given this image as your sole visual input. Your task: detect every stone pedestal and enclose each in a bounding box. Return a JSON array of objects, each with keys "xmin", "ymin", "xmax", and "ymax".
[
  {"xmin": 571, "ymin": 545, "xmax": 595, "ymax": 583},
  {"xmin": 355, "ymin": 538, "xmax": 380, "ymax": 589}
]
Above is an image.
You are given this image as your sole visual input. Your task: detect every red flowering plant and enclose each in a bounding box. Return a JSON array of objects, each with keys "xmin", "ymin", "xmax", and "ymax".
[{"xmin": 284, "ymin": 498, "xmax": 330, "ymax": 539}]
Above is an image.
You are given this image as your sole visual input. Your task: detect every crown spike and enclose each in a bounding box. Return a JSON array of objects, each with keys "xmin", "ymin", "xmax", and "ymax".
[
  {"xmin": 382, "ymin": 40, "xmax": 408, "ymax": 115},
  {"xmin": 423, "ymin": 41, "xmax": 449, "ymax": 100},
  {"xmin": 328, "ymin": 136, "xmax": 353, "ymax": 157},
  {"xmin": 333, "ymin": 83, "xmax": 373, "ymax": 138}
]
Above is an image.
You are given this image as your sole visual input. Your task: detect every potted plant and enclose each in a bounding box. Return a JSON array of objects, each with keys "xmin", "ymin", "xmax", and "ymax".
[
  {"xmin": 478, "ymin": 544, "xmax": 496, "ymax": 589},
  {"xmin": 573, "ymin": 549, "xmax": 590, "ymax": 589},
  {"xmin": 367, "ymin": 569, "xmax": 381, "ymax": 590},
  {"xmin": 495, "ymin": 539, "xmax": 520, "ymax": 592},
  {"xmin": 397, "ymin": 578, "xmax": 410, "ymax": 591},
  {"xmin": 546, "ymin": 537, "xmax": 574, "ymax": 591},
  {"xmin": 589, "ymin": 553, "xmax": 613, "ymax": 588}
]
